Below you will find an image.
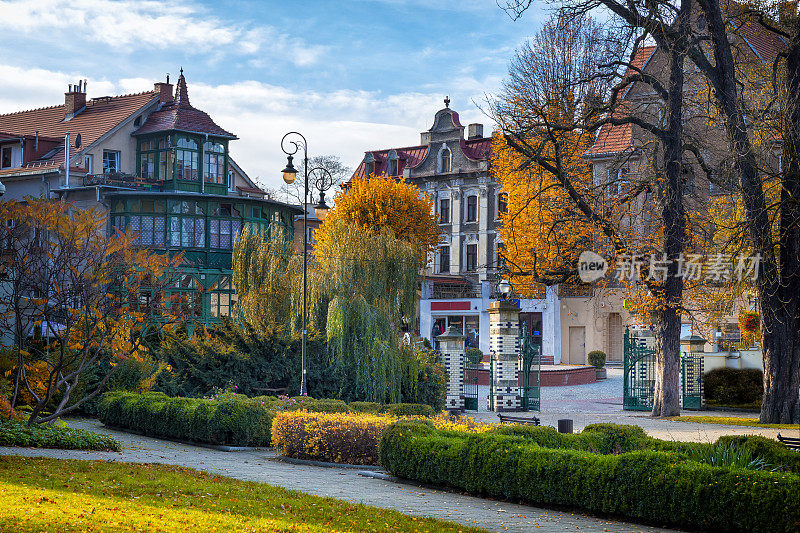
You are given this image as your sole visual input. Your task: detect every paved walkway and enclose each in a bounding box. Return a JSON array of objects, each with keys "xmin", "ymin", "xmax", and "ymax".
[
  {"xmin": 470, "ymin": 367, "xmax": 791, "ymax": 442},
  {"xmin": 1, "ymin": 419, "xmax": 678, "ymax": 533}
]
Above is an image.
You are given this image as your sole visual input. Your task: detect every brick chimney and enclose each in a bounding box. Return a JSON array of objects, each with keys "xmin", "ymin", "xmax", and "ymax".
[
  {"xmin": 467, "ymin": 123, "xmax": 484, "ymax": 140},
  {"xmin": 64, "ymin": 80, "xmax": 87, "ymax": 120},
  {"xmin": 154, "ymin": 79, "xmax": 173, "ymax": 104}
]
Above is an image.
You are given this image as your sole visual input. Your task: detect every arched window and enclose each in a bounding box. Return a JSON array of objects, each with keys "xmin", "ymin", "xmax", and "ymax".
[{"xmin": 439, "ymin": 146, "xmax": 451, "ymax": 173}]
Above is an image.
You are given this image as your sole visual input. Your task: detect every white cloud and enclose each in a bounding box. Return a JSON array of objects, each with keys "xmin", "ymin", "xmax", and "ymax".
[{"xmin": 0, "ymin": 0, "xmax": 326, "ymax": 66}]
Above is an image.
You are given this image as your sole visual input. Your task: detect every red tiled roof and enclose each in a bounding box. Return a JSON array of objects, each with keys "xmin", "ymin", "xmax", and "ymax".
[
  {"xmin": 352, "ymin": 136, "xmax": 492, "ymax": 179},
  {"xmin": 134, "ymin": 73, "xmax": 236, "ymax": 139},
  {"xmin": 732, "ymin": 11, "xmax": 787, "ymax": 67},
  {"xmin": 0, "ymin": 91, "xmax": 158, "ymax": 149},
  {"xmin": 353, "ymin": 144, "xmax": 430, "ymax": 178},
  {"xmin": 585, "ymin": 46, "xmax": 655, "ymax": 157},
  {"xmin": 461, "ymin": 137, "xmax": 492, "ymax": 161}
]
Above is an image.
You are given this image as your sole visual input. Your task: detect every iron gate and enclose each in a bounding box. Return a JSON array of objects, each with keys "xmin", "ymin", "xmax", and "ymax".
[
  {"xmin": 520, "ymin": 327, "xmax": 541, "ymax": 411},
  {"xmin": 681, "ymin": 352, "xmax": 705, "ymax": 410},
  {"xmin": 464, "ymin": 352, "xmax": 482, "ymax": 411},
  {"xmin": 623, "ymin": 329, "xmax": 656, "ymax": 411}
]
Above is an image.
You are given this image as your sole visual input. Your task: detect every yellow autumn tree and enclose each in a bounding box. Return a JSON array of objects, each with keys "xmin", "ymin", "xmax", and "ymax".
[
  {"xmin": 315, "ymin": 175, "xmax": 439, "ymax": 260},
  {"xmin": 493, "ymin": 128, "xmax": 599, "ymax": 298}
]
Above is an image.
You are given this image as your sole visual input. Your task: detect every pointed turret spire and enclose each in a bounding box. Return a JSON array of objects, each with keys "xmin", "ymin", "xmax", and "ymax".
[{"xmin": 174, "ymin": 68, "xmax": 190, "ymax": 107}]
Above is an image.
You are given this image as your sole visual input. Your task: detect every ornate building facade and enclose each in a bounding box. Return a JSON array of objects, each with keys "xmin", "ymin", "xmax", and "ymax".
[{"xmin": 0, "ymin": 72, "xmax": 300, "ymax": 326}]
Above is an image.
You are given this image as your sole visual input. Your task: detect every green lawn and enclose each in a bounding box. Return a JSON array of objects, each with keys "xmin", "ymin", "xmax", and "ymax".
[
  {"xmin": 669, "ymin": 415, "xmax": 800, "ymax": 430},
  {"xmin": 0, "ymin": 456, "xmax": 483, "ymax": 532}
]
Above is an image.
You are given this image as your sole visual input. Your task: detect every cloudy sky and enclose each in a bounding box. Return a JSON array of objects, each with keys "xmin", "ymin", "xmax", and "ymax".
[{"xmin": 0, "ymin": 0, "xmax": 546, "ymax": 191}]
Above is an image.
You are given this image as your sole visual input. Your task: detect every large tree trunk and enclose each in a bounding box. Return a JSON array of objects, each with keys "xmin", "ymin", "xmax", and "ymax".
[
  {"xmin": 760, "ymin": 308, "xmax": 800, "ymax": 422},
  {"xmin": 650, "ymin": 2, "xmax": 688, "ymax": 417},
  {"xmin": 760, "ymin": 26, "xmax": 800, "ymax": 424},
  {"xmin": 652, "ymin": 307, "xmax": 683, "ymax": 416}
]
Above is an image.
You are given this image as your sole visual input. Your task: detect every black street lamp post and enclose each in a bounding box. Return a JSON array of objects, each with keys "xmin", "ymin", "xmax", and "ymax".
[{"xmin": 280, "ymin": 131, "xmax": 334, "ymax": 395}]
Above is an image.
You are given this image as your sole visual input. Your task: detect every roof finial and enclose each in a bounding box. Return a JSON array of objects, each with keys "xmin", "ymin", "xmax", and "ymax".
[
  {"xmin": 444, "ymin": 95, "xmax": 450, "ymax": 108},
  {"xmin": 180, "ymin": 66, "xmax": 184, "ymax": 77}
]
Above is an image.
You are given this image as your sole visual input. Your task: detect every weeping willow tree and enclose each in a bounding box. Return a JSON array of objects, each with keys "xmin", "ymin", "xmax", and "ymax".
[
  {"xmin": 232, "ymin": 220, "xmax": 422, "ymax": 402},
  {"xmin": 317, "ymin": 220, "xmax": 420, "ymax": 402},
  {"xmin": 232, "ymin": 223, "xmax": 328, "ymax": 335}
]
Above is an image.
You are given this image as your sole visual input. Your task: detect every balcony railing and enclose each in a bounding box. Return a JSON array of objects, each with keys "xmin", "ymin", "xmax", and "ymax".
[
  {"xmin": 431, "ymin": 282, "xmax": 482, "ymax": 299},
  {"xmin": 83, "ymin": 173, "xmax": 163, "ymax": 190}
]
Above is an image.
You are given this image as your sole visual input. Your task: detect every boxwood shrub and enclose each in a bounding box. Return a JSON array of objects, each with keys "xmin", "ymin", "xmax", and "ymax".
[
  {"xmin": 98, "ymin": 391, "xmax": 275, "ymax": 447},
  {"xmin": 379, "ymin": 422, "xmax": 800, "ymax": 532},
  {"xmin": 0, "ymin": 419, "xmax": 121, "ymax": 451},
  {"xmin": 383, "ymin": 403, "xmax": 434, "ymax": 417}
]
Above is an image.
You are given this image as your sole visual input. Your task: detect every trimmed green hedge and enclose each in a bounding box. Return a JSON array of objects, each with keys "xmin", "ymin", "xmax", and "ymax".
[
  {"xmin": 704, "ymin": 368, "xmax": 763, "ymax": 407},
  {"xmin": 383, "ymin": 403, "xmax": 434, "ymax": 417},
  {"xmin": 379, "ymin": 422, "xmax": 800, "ymax": 532},
  {"xmin": 98, "ymin": 391, "xmax": 275, "ymax": 447},
  {"xmin": 0, "ymin": 420, "xmax": 121, "ymax": 451}
]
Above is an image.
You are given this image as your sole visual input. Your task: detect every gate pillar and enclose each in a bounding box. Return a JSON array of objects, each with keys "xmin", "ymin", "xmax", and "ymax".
[
  {"xmin": 488, "ymin": 299, "xmax": 521, "ymax": 412},
  {"xmin": 437, "ymin": 325, "xmax": 465, "ymax": 412}
]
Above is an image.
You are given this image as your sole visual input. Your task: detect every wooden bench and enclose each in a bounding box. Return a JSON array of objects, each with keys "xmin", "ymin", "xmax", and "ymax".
[
  {"xmin": 498, "ymin": 413, "xmax": 540, "ymax": 426},
  {"xmin": 777, "ymin": 433, "xmax": 800, "ymax": 451}
]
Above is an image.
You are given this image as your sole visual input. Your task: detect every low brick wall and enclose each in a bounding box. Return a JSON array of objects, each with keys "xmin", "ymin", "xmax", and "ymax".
[{"xmin": 464, "ymin": 365, "xmax": 597, "ymax": 387}]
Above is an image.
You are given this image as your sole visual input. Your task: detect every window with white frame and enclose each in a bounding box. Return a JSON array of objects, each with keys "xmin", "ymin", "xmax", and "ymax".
[
  {"xmin": 438, "ymin": 246, "xmax": 450, "ymax": 273},
  {"xmin": 464, "ymin": 243, "xmax": 478, "ymax": 271},
  {"xmin": 103, "ymin": 150, "xmax": 120, "ymax": 174},
  {"xmin": 363, "ymin": 154, "xmax": 375, "ymax": 176},
  {"xmin": 439, "ymin": 198, "xmax": 450, "ymax": 224},
  {"xmin": 1, "ymin": 146, "xmax": 12, "ymax": 169},
  {"xmin": 497, "ymin": 192, "xmax": 508, "ymax": 218},
  {"xmin": 466, "ymin": 195, "xmax": 478, "ymax": 222},
  {"xmin": 84, "ymin": 154, "xmax": 93, "ymax": 173},
  {"xmin": 388, "ymin": 150, "xmax": 399, "ymax": 176}
]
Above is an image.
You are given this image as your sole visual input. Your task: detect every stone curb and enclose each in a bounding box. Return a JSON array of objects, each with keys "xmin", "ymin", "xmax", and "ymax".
[
  {"xmin": 272, "ymin": 455, "xmax": 384, "ymax": 470},
  {"xmin": 102, "ymin": 424, "xmax": 270, "ymax": 452}
]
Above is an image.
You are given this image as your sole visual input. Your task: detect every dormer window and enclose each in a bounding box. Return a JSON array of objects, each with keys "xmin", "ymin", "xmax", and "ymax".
[
  {"xmin": 363, "ymin": 153, "xmax": 375, "ymax": 177},
  {"xmin": 388, "ymin": 150, "xmax": 399, "ymax": 176},
  {"xmin": 439, "ymin": 146, "xmax": 451, "ymax": 173}
]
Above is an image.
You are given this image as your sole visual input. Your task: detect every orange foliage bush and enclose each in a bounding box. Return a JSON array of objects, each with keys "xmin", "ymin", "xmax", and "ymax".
[{"xmin": 272, "ymin": 411, "xmax": 391, "ymax": 465}]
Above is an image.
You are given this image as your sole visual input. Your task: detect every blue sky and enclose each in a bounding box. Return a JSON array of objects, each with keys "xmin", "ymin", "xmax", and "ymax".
[{"xmin": 0, "ymin": 0, "xmax": 546, "ymax": 191}]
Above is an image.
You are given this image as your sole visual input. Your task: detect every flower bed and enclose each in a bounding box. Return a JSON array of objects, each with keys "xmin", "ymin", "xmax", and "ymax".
[
  {"xmin": 379, "ymin": 421, "xmax": 800, "ymax": 533},
  {"xmin": 0, "ymin": 420, "xmax": 121, "ymax": 451}
]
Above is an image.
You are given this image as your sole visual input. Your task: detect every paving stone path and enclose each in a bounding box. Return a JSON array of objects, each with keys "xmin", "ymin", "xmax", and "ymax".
[{"xmin": 1, "ymin": 419, "xmax": 678, "ymax": 533}]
